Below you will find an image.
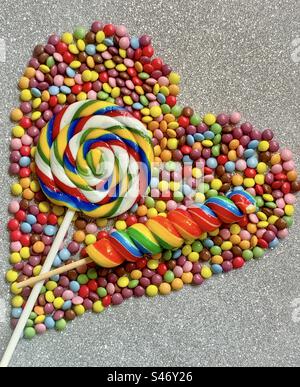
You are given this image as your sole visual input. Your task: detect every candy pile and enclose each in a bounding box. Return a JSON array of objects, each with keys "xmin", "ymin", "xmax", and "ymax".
[{"xmin": 6, "ymin": 22, "xmax": 299, "ymax": 339}]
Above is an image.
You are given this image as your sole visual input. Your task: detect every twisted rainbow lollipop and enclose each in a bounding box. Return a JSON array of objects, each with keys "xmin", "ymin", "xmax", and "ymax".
[{"xmin": 2, "ymin": 100, "xmax": 154, "ymax": 367}]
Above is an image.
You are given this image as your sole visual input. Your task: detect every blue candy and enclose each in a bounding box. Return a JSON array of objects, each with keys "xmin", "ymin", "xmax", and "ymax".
[
  {"xmin": 157, "ymin": 93, "xmax": 166, "ymax": 104},
  {"xmin": 172, "ymin": 249, "xmax": 182, "ymax": 259},
  {"xmin": 225, "ymin": 161, "xmax": 235, "ymax": 173},
  {"xmin": 211, "ymin": 264, "xmax": 223, "ymax": 274},
  {"xmin": 45, "ymin": 316, "xmax": 55, "ymax": 329},
  {"xmin": 26, "ymin": 214, "xmax": 37, "ymax": 225},
  {"xmin": 31, "ymin": 88, "xmax": 41, "ymax": 97},
  {"xmin": 203, "ymin": 238, "xmax": 214, "ymax": 248},
  {"xmin": 86, "ymin": 44, "xmax": 96, "ymax": 55},
  {"xmin": 203, "ymin": 131, "xmax": 215, "ymax": 140},
  {"xmin": 186, "ymin": 134, "xmax": 195, "ymax": 146},
  {"xmin": 132, "ymin": 103, "xmax": 143, "ymax": 110},
  {"xmin": 62, "ymin": 300, "xmax": 72, "ymax": 311},
  {"xmin": 183, "ymin": 155, "xmax": 193, "ymax": 164},
  {"xmin": 70, "ymin": 281, "xmax": 80, "ymax": 292},
  {"xmin": 244, "ymin": 149, "xmax": 255, "ymax": 159},
  {"xmin": 44, "ymin": 225, "xmax": 57, "ymax": 236},
  {"xmin": 20, "ymin": 222, "xmax": 32, "ymax": 234},
  {"xmin": 104, "ymin": 38, "xmax": 114, "ymax": 46},
  {"xmin": 206, "ymin": 157, "xmax": 218, "ymax": 169},
  {"xmin": 50, "ymin": 274, "xmax": 60, "ymax": 282},
  {"xmin": 60, "ymin": 86, "xmax": 71, "ymax": 95},
  {"xmin": 130, "ymin": 37, "xmax": 140, "ymax": 49},
  {"xmin": 49, "ymin": 86, "xmax": 60, "ymax": 96},
  {"xmin": 66, "ymin": 67, "xmax": 76, "ymax": 77},
  {"xmin": 19, "ymin": 156, "xmax": 31, "ymax": 167},
  {"xmin": 53, "ymin": 256, "xmax": 62, "ymax": 268},
  {"xmin": 11, "ymin": 308, "xmax": 22, "ymax": 319},
  {"xmin": 194, "ymin": 133, "xmax": 204, "ymax": 142},
  {"xmin": 247, "ymin": 156, "xmax": 258, "ymax": 168},
  {"xmin": 59, "ymin": 248, "xmax": 71, "ymax": 261},
  {"xmin": 248, "ymin": 140, "xmax": 259, "ymax": 149},
  {"xmin": 269, "ymin": 238, "xmax": 279, "ymax": 249}
]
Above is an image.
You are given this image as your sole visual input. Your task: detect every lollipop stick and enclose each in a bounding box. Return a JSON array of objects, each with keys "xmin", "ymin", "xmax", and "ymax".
[
  {"xmin": 16, "ymin": 257, "xmax": 93, "ymax": 290},
  {"xmin": 0, "ymin": 209, "xmax": 75, "ymax": 368}
]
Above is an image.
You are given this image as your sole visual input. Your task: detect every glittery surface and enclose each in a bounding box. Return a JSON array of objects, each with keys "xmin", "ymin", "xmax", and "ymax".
[{"xmin": 0, "ymin": 0, "xmax": 300, "ymax": 367}]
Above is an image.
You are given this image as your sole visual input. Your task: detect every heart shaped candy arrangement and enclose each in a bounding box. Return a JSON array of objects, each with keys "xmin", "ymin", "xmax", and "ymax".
[{"xmin": 7, "ymin": 22, "xmax": 299, "ymax": 341}]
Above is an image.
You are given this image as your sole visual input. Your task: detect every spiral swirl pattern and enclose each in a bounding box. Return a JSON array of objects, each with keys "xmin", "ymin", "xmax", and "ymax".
[{"xmin": 35, "ymin": 101, "xmax": 154, "ymax": 218}]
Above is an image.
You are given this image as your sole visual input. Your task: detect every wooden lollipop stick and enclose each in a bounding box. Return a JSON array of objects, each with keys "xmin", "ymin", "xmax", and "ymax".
[
  {"xmin": 16, "ymin": 257, "xmax": 93, "ymax": 290},
  {"xmin": 0, "ymin": 209, "xmax": 75, "ymax": 368}
]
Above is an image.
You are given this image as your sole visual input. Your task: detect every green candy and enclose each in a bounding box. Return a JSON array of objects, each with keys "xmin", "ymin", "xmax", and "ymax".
[
  {"xmin": 74, "ymin": 26, "xmax": 87, "ymax": 40},
  {"xmin": 243, "ymin": 250, "xmax": 254, "ymax": 261},
  {"xmin": 46, "ymin": 56, "xmax": 55, "ymax": 68},
  {"xmin": 55, "ymin": 319, "xmax": 67, "ymax": 331},
  {"xmin": 97, "ymin": 287, "xmax": 107, "ymax": 298},
  {"xmin": 106, "ymin": 97, "xmax": 115, "ymax": 104},
  {"xmin": 145, "ymin": 196, "xmax": 155, "ymax": 208},
  {"xmin": 24, "ymin": 327, "xmax": 36, "ymax": 340},
  {"xmin": 87, "ymin": 268, "xmax": 98, "ymax": 280},
  {"xmin": 138, "ymin": 72, "xmax": 150, "ymax": 80},
  {"xmin": 211, "ymin": 123, "xmax": 222, "ymax": 135},
  {"xmin": 206, "ymin": 189, "xmax": 218, "ymax": 198},
  {"xmin": 140, "ymin": 95, "xmax": 149, "ymax": 106},
  {"xmin": 283, "ymin": 216, "xmax": 293, "ymax": 228},
  {"xmin": 26, "ymin": 319, "xmax": 34, "ymax": 328},
  {"xmin": 192, "ymin": 241, "xmax": 203, "ymax": 253},
  {"xmin": 162, "ymin": 250, "xmax": 172, "ymax": 261},
  {"xmin": 213, "ymin": 134, "xmax": 222, "ymax": 145},
  {"xmin": 171, "ymin": 105, "xmax": 183, "ymax": 117},
  {"xmin": 161, "ymin": 104, "xmax": 171, "ymax": 114},
  {"xmin": 255, "ymin": 196, "xmax": 265, "ymax": 208},
  {"xmin": 265, "ymin": 202, "xmax": 276, "ymax": 209},
  {"xmin": 212, "ymin": 144, "xmax": 221, "ymax": 157},
  {"xmin": 128, "ymin": 280, "xmax": 139, "ymax": 289},
  {"xmin": 210, "ymin": 245, "xmax": 222, "ymax": 256},
  {"xmin": 40, "ymin": 286, "xmax": 46, "ymax": 294},
  {"xmin": 173, "ymin": 191, "xmax": 184, "ymax": 203},
  {"xmin": 77, "ymin": 274, "xmax": 89, "ymax": 285},
  {"xmin": 164, "ymin": 270, "xmax": 175, "ymax": 283},
  {"xmin": 97, "ymin": 91, "xmax": 109, "ymax": 100},
  {"xmin": 165, "ymin": 161, "xmax": 177, "ymax": 172},
  {"xmin": 30, "ymin": 312, "xmax": 37, "ymax": 320},
  {"xmin": 253, "ymin": 247, "xmax": 265, "ymax": 259},
  {"xmin": 190, "ymin": 114, "xmax": 201, "ymax": 126}
]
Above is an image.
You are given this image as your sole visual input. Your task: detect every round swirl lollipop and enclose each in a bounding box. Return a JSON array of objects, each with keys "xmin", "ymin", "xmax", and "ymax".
[{"xmin": 2, "ymin": 100, "xmax": 154, "ymax": 367}]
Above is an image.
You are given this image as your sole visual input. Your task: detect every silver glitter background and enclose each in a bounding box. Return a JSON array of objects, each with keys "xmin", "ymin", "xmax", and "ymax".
[{"xmin": 0, "ymin": 0, "xmax": 299, "ymax": 368}]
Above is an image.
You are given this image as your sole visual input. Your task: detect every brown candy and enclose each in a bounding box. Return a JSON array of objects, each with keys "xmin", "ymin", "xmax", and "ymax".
[
  {"xmin": 85, "ymin": 32, "xmax": 96, "ymax": 44},
  {"xmin": 182, "ymin": 107, "xmax": 194, "ymax": 117},
  {"xmin": 30, "ymin": 235, "xmax": 41, "ymax": 244},
  {"xmin": 213, "ymin": 236, "xmax": 223, "ymax": 246},
  {"xmin": 19, "ymin": 199, "xmax": 29, "ymax": 210},
  {"xmin": 221, "ymin": 144, "xmax": 229, "ymax": 155},
  {"xmin": 112, "ymin": 55, "xmax": 123, "ymax": 64},
  {"xmin": 221, "ymin": 173, "xmax": 232, "ymax": 184},
  {"xmin": 65, "ymin": 310, "xmax": 76, "ymax": 321},
  {"xmin": 259, "ymin": 151, "xmax": 271, "ymax": 163},
  {"xmin": 67, "ymin": 94, "xmax": 77, "ymax": 104},
  {"xmin": 263, "ymin": 184, "xmax": 272, "ymax": 194},
  {"xmin": 232, "ymin": 246, "xmax": 243, "ymax": 257},
  {"xmin": 292, "ymin": 181, "xmax": 300, "ymax": 192},
  {"xmin": 275, "ymin": 219, "xmax": 287, "ymax": 230},
  {"xmin": 38, "ymin": 53, "xmax": 49, "ymax": 64},
  {"xmin": 222, "ymin": 125, "xmax": 233, "ymax": 134},
  {"xmin": 262, "ymin": 208, "xmax": 273, "ymax": 217},
  {"xmin": 33, "ymin": 44, "xmax": 44, "ymax": 58},
  {"xmin": 119, "ymin": 72, "xmax": 130, "ymax": 80},
  {"xmin": 219, "ymin": 183, "xmax": 231, "ymax": 193},
  {"xmin": 94, "ymin": 54, "xmax": 103, "ymax": 64},
  {"xmin": 216, "ymin": 165, "xmax": 225, "ymax": 177},
  {"xmin": 67, "ymin": 269, "xmax": 78, "ymax": 281},
  {"xmin": 75, "ymin": 219, "xmax": 87, "ymax": 230},
  {"xmin": 200, "ymin": 249, "xmax": 211, "ymax": 262},
  {"xmin": 168, "ymin": 260, "xmax": 177, "ymax": 270},
  {"xmin": 38, "ymin": 295, "xmax": 46, "ymax": 306},
  {"xmin": 78, "ymin": 52, "xmax": 88, "ymax": 63}
]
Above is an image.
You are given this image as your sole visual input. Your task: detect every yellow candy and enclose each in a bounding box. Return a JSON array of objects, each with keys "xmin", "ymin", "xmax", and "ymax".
[
  {"xmin": 111, "ymin": 87, "xmax": 121, "ymax": 98},
  {"xmin": 74, "ymin": 305, "xmax": 85, "ymax": 316},
  {"xmin": 271, "ymin": 154, "xmax": 281, "ymax": 165},
  {"xmin": 209, "ymin": 228, "xmax": 220, "ymax": 237},
  {"xmin": 20, "ymin": 89, "xmax": 32, "ymax": 102},
  {"xmin": 11, "ymin": 282, "xmax": 22, "ymax": 295},
  {"xmin": 11, "ymin": 183, "xmax": 23, "ymax": 196},
  {"xmin": 93, "ymin": 301, "xmax": 105, "ymax": 313},
  {"xmin": 104, "ymin": 60, "xmax": 116, "ymax": 69},
  {"xmin": 119, "ymin": 49, "xmax": 127, "ymax": 58},
  {"xmin": 263, "ymin": 194, "xmax": 274, "ymax": 202},
  {"xmin": 258, "ymin": 141, "xmax": 270, "ymax": 152},
  {"xmin": 194, "ymin": 192, "xmax": 205, "ymax": 203},
  {"xmin": 268, "ymin": 215, "xmax": 279, "ymax": 225},
  {"xmin": 33, "ymin": 265, "xmax": 42, "ymax": 276},
  {"xmin": 167, "ymin": 138, "xmax": 178, "ymax": 150},
  {"xmin": 169, "ymin": 72, "xmax": 181, "ymax": 85},
  {"xmin": 35, "ymin": 315, "xmax": 45, "ymax": 324},
  {"xmin": 150, "ymin": 106, "xmax": 162, "ymax": 118},
  {"xmin": 30, "ymin": 180, "xmax": 40, "ymax": 192},
  {"xmin": 69, "ymin": 44, "xmax": 79, "ymax": 55},
  {"xmin": 201, "ymin": 266, "xmax": 212, "ymax": 279},
  {"xmin": 203, "ymin": 113, "xmax": 216, "ymax": 126},
  {"xmin": 182, "ymin": 245, "xmax": 192, "ymax": 256},
  {"xmin": 147, "ymin": 208, "xmax": 158, "ymax": 218},
  {"xmin": 12, "ymin": 295, "xmax": 24, "ymax": 308},
  {"xmin": 77, "ymin": 92, "xmax": 87, "ymax": 101},
  {"xmin": 54, "ymin": 297, "xmax": 66, "ymax": 310},
  {"xmin": 10, "ymin": 252, "xmax": 21, "ymax": 264},
  {"xmin": 146, "ymin": 285, "xmax": 158, "ymax": 297},
  {"xmin": 116, "ymin": 220, "xmax": 127, "ymax": 231},
  {"xmin": 244, "ymin": 178, "xmax": 255, "ymax": 188},
  {"xmin": 20, "ymin": 247, "xmax": 30, "ymax": 260},
  {"xmin": 45, "ymin": 291, "xmax": 55, "ymax": 303},
  {"xmin": 221, "ymin": 241, "xmax": 233, "ymax": 251},
  {"xmin": 257, "ymin": 221, "xmax": 269, "ymax": 228},
  {"xmin": 96, "ymin": 31, "xmax": 105, "ymax": 43},
  {"xmin": 123, "ymin": 96, "xmax": 133, "ymax": 105},
  {"xmin": 257, "ymin": 162, "xmax": 268, "ymax": 174},
  {"xmin": 45, "ymin": 281, "xmax": 58, "ymax": 291},
  {"xmin": 70, "ymin": 60, "xmax": 81, "ymax": 69},
  {"xmin": 116, "ymin": 64, "xmax": 127, "ymax": 72},
  {"xmin": 117, "ymin": 277, "xmax": 130, "ymax": 288},
  {"xmin": 158, "ymin": 180, "xmax": 169, "ymax": 192},
  {"xmin": 39, "ymin": 201, "xmax": 50, "ymax": 213},
  {"xmin": 12, "ymin": 126, "xmax": 25, "ymax": 138},
  {"xmin": 53, "ymin": 205, "xmax": 65, "ymax": 216},
  {"xmin": 257, "ymin": 211, "xmax": 267, "ymax": 221},
  {"xmin": 32, "ymin": 98, "xmax": 42, "ymax": 109},
  {"xmin": 202, "ymin": 140, "xmax": 213, "ymax": 147},
  {"xmin": 6, "ymin": 270, "xmax": 18, "ymax": 283},
  {"xmin": 211, "ymin": 179, "xmax": 222, "ymax": 191},
  {"xmin": 87, "ymin": 56, "xmax": 95, "ymax": 69},
  {"xmin": 62, "ymin": 32, "xmax": 73, "ymax": 44},
  {"xmin": 285, "ymin": 204, "xmax": 294, "ymax": 216},
  {"xmin": 103, "ymin": 83, "xmax": 112, "ymax": 93},
  {"xmin": 96, "ymin": 218, "xmax": 108, "ymax": 227},
  {"xmin": 85, "ymin": 234, "xmax": 97, "ymax": 245},
  {"xmin": 230, "ymin": 235, "xmax": 241, "ymax": 245},
  {"xmin": 82, "ymin": 70, "xmax": 92, "ymax": 82},
  {"xmin": 188, "ymin": 252, "xmax": 199, "ymax": 262},
  {"xmin": 11, "ymin": 108, "xmax": 23, "ymax": 122},
  {"xmin": 31, "ymin": 111, "xmax": 42, "ymax": 121},
  {"xmin": 39, "ymin": 65, "xmax": 50, "ymax": 74},
  {"xmin": 147, "ymin": 260, "xmax": 159, "ymax": 270},
  {"xmin": 96, "ymin": 43, "xmax": 107, "ymax": 52},
  {"xmin": 255, "ymin": 174, "xmax": 265, "ymax": 185},
  {"xmin": 156, "ymin": 200, "xmax": 167, "ymax": 212},
  {"xmin": 230, "ymin": 224, "xmax": 241, "ymax": 235},
  {"xmin": 168, "ymin": 121, "xmax": 179, "ymax": 130},
  {"xmin": 239, "ymin": 240, "xmax": 250, "ymax": 250}
]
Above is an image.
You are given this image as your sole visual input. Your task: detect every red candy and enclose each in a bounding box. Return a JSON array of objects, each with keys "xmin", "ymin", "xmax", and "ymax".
[{"xmin": 79, "ymin": 285, "xmax": 90, "ymax": 299}]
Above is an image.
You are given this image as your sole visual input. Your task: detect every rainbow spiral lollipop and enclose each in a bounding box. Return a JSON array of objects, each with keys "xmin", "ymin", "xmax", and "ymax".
[{"xmin": 35, "ymin": 100, "xmax": 154, "ymax": 218}]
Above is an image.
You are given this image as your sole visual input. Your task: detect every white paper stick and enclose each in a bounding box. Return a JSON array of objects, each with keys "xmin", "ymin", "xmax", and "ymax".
[{"xmin": 0, "ymin": 209, "xmax": 75, "ymax": 368}]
